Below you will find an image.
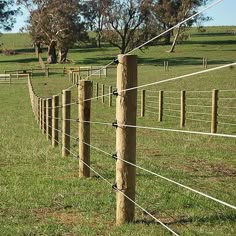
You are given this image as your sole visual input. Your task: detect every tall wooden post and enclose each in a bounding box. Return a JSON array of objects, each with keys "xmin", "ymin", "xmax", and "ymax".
[
  {"xmin": 180, "ymin": 91, "xmax": 186, "ymax": 128},
  {"xmin": 96, "ymin": 83, "xmax": 99, "ymax": 100},
  {"xmin": 37, "ymin": 97, "xmax": 41, "ymax": 125},
  {"xmin": 109, "ymin": 86, "xmax": 113, "ymax": 107},
  {"xmin": 39, "ymin": 98, "xmax": 43, "ymax": 129},
  {"xmin": 62, "ymin": 90, "xmax": 71, "ymax": 156},
  {"xmin": 102, "ymin": 84, "xmax": 105, "ymax": 103},
  {"xmin": 46, "ymin": 98, "xmax": 52, "ymax": 141},
  {"xmin": 52, "ymin": 95, "xmax": 59, "ymax": 147},
  {"xmin": 116, "ymin": 54, "xmax": 137, "ymax": 225},
  {"xmin": 211, "ymin": 89, "xmax": 218, "ymax": 133},
  {"xmin": 159, "ymin": 90, "xmax": 163, "ymax": 122},
  {"xmin": 141, "ymin": 90, "xmax": 146, "ymax": 117},
  {"xmin": 78, "ymin": 80, "xmax": 92, "ymax": 177},
  {"xmin": 42, "ymin": 99, "xmax": 47, "ymax": 134}
]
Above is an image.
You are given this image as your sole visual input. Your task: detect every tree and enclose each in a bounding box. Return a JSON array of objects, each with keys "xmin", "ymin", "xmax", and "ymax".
[
  {"xmin": 102, "ymin": 0, "xmax": 156, "ymax": 54},
  {"xmin": 152, "ymin": 0, "xmax": 211, "ymax": 52},
  {"xmin": 81, "ymin": 0, "xmax": 110, "ymax": 48},
  {"xmin": 0, "ymin": 0, "xmax": 19, "ymax": 32},
  {"xmin": 17, "ymin": 0, "xmax": 87, "ymax": 63}
]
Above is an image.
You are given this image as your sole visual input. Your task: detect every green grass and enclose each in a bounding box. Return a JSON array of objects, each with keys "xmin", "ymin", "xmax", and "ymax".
[{"xmin": 0, "ymin": 26, "xmax": 236, "ymax": 235}]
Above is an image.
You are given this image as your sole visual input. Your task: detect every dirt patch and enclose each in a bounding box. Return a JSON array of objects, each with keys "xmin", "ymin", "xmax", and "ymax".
[
  {"xmin": 33, "ymin": 207, "xmax": 80, "ymax": 226},
  {"xmin": 185, "ymin": 159, "xmax": 236, "ymax": 177}
]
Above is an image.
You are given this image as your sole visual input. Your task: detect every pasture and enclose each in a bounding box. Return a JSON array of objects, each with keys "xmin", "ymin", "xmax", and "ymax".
[{"xmin": 0, "ymin": 26, "xmax": 235, "ymax": 235}]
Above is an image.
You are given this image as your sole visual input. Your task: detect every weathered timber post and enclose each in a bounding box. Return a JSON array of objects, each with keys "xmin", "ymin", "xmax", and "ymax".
[
  {"xmin": 40, "ymin": 98, "xmax": 43, "ymax": 130},
  {"xmin": 211, "ymin": 89, "xmax": 218, "ymax": 133},
  {"xmin": 38, "ymin": 98, "xmax": 42, "ymax": 129},
  {"xmin": 116, "ymin": 54, "xmax": 137, "ymax": 225},
  {"xmin": 102, "ymin": 84, "xmax": 105, "ymax": 103},
  {"xmin": 62, "ymin": 90, "xmax": 71, "ymax": 156},
  {"xmin": 52, "ymin": 95, "xmax": 59, "ymax": 147},
  {"xmin": 43, "ymin": 99, "xmax": 47, "ymax": 134},
  {"xmin": 109, "ymin": 86, "xmax": 113, "ymax": 107},
  {"xmin": 141, "ymin": 90, "xmax": 146, "ymax": 117},
  {"xmin": 96, "ymin": 83, "xmax": 99, "ymax": 99},
  {"xmin": 46, "ymin": 98, "xmax": 52, "ymax": 141},
  {"xmin": 37, "ymin": 97, "xmax": 40, "ymax": 124},
  {"xmin": 78, "ymin": 80, "xmax": 92, "ymax": 177},
  {"xmin": 180, "ymin": 91, "xmax": 186, "ymax": 128},
  {"xmin": 35, "ymin": 96, "xmax": 38, "ymax": 122},
  {"xmin": 159, "ymin": 90, "xmax": 164, "ymax": 122}
]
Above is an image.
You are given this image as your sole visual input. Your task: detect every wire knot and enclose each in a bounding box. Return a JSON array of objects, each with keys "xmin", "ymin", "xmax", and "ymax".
[
  {"xmin": 112, "ymin": 153, "xmax": 117, "ymax": 160},
  {"xmin": 113, "ymin": 58, "xmax": 119, "ymax": 65},
  {"xmin": 112, "ymin": 183, "xmax": 118, "ymax": 192},
  {"xmin": 112, "ymin": 120, "xmax": 118, "ymax": 128},
  {"xmin": 113, "ymin": 89, "xmax": 118, "ymax": 96}
]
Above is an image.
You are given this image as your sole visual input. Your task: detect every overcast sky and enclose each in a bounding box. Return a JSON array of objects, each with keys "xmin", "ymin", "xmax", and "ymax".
[{"xmin": 7, "ymin": 0, "xmax": 236, "ymax": 33}]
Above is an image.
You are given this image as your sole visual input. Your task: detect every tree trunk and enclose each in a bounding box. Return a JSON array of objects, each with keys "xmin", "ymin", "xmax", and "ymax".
[
  {"xmin": 47, "ymin": 41, "xmax": 57, "ymax": 64},
  {"xmin": 97, "ymin": 32, "xmax": 101, "ymax": 48},
  {"xmin": 169, "ymin": 26, "xmax": 181, "ymax": 53},
  {"xmin": 36, "ymin": 42, "xmax": 42, "ymax": 53},
  {"xmin": 59, "ymin": 48, "xmax": 68, "ymax": 63},
  {"xmin": 164, "ymin": 31, "xmax": 171, "ymax": 45}
]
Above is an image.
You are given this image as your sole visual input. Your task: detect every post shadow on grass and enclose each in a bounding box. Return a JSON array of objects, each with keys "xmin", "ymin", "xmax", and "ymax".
[
  {"xmin": 0, "ymin": 57, "xmax": 39, "ymax": 64},
  {"xmin": 135, "ymin": 212, "xmax": 236, "ymax": 225},
  {"xmin": 185, "ymin": 39, "xmax": 236, "ymax": 46}
]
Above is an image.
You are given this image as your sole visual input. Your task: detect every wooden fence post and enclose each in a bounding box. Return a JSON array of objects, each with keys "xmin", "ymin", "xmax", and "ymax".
[
  {"xmin": 211, "ymin": 89, "xmax": 218, "ymax": 133},
  {"xmin": 35, "ymin": 96, "xmax": 38, "ymax": 122},
  {"xmin": 141, "ymin": 90, "xmax": 146, "ymax": 117},
  {"xmin": 78, "ymin": 80, "xmax": 92, "ymax": 177},
  {"xmin": 46, "ymin": 98, "xmax": 52, "ymax": 141},
  {"xmin": 52, "ymin": 95, "xmax": 59, "ymax": 147},
  {"xmin": 96, "ymin": 83, "xmax": 99, "ymax": 99},
  {"xmin": 180, "ymin": 91, "xmax": 186, "ymax": 128},
  {"xmin": 116, "ymin": 54, "xmax": 137, "ymax": 225},
  {"xmin": 109, "ymin": 86, "xmax": 113, "ymax": 107},
  {"xmin": 43, "ymin": 99, "xmax": 47, "ymax": 134},
  {"xmin": 39, "ymin": 98, "xmax": 42, "ymax": 129},
  {"xmin": 159, "ymin": 90, "xmax": 163, "ymax": 122},
  {"xmin": 62, "ymin": 90, "xmax": 71, "ymax": 156},
  {"xmin": 102, "ymin": 84, "xmax": 105, "ymax": 103}
]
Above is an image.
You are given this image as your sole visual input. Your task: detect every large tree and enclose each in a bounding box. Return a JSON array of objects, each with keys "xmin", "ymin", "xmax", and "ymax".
[
  {"xmin": 17, "ymin": 0, "xmax": 87, "ymax": 63},
  {"xmin": 152, "ymin": 0, "xmax": 211, "ymax": 52},
  {"xmin": 102, "ymin": 0, "xmax": 156, "ymax": 54},
  {"xmin": 0, "ymin": 0, "xmax": 19, "ymax": 32},
  {"xmin": 81, "ymin": 0, "xmax": 110, "ymax": 48}
]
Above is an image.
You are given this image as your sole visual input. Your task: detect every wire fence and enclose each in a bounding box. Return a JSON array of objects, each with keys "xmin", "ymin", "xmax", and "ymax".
[{"xmin": 27, "ymin": 53, "xmax": 236, "ymax": 235}]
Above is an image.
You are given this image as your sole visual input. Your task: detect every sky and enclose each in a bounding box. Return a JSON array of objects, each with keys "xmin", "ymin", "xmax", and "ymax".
[{"xmin": 6, "ymin": 0, "xmax": 236, "ymax": 33}]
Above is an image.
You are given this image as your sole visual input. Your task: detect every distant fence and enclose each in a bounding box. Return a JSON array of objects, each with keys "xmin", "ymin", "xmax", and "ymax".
[
  {"xmin": 138, "ymin": 89, "xmax": 236, "ymax": 133},
  {"xmin": 0, "ymin": 73, "xmax": 29, "ymax": 84}
]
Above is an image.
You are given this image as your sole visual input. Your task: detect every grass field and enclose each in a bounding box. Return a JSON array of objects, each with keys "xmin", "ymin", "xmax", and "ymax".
[{"xmin": 0, "ymin": 26, "xmax": 236, "ymax": 235}]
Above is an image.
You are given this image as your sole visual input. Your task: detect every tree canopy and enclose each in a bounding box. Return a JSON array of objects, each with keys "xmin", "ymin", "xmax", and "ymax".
[
  {"xmin": 0, "ymin": 0, "xmax": 19, "ymax": 32},
  {"xmin": 18, "ymin": 0, "xmax": 87, "ymax": 63}
]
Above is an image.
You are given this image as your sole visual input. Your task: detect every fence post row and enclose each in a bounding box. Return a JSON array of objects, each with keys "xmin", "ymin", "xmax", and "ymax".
[
  {"xmin": 78, "ymin": 80, "xmax": 92, "ymax": 178},
  {"xmin": 116, "ymin": 54, "xmax": 137, "ymax": 225},
  {"xmin": 211, "ymin": 89, "xmax": 218, "ymax": 133},
  {"xmin": 62, "ymin": 89, "xmax": 71, "ymax": 157}
]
